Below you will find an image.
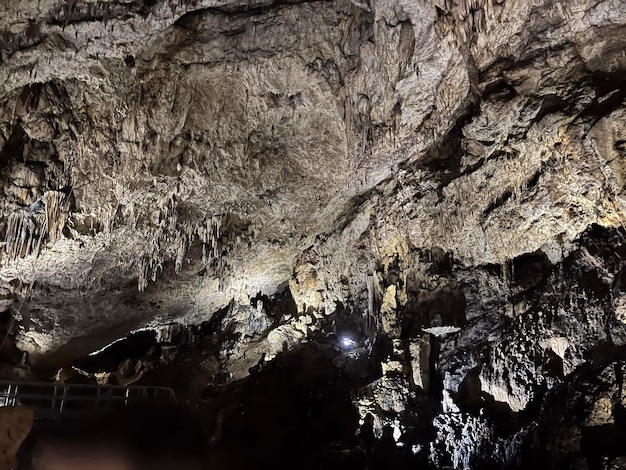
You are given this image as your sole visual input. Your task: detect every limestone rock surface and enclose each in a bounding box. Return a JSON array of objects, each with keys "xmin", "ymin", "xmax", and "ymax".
[{"xmin": 0, "ymin": 0, "xmax": 626, "ymax": 468}]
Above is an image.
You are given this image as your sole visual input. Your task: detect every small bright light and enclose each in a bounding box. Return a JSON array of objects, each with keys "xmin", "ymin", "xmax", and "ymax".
[{"xmin": 341, "ymin": 336, "xmax": 357, "ymax": 348}]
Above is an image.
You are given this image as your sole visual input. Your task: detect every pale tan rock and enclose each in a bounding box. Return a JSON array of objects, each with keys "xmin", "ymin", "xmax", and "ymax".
[
  {"xmin": 409, "ymin": 335, "xmax": 431, "ymax": 391},
  {"xmin": 585, "ymin": 396, "xmax": 615, "ymax": 427},
  {"xmin": 380, "ymin": 285, "xmax": 399, "ymax": 336}
]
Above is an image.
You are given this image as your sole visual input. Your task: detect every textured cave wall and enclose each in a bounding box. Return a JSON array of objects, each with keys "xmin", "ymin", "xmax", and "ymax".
[
  {"xmin": 0, "ymin": 0, "xmax": 622, "ymax": 358},
  {"xmin": 1, "ymin": 0, "xmax": 626, "ymax": 467}
]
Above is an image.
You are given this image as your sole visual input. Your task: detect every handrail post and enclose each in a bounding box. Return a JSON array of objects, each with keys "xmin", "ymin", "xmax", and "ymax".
[
  {"xmin": 59, "ymin": 386, "xmax": 67, "ymax": 415},
  {"xmin": 9, "ymin": 384, "xmax": 16, "ymax": 406}
]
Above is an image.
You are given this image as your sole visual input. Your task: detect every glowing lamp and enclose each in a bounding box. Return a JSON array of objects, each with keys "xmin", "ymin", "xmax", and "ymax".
[{"xmin": 340, "ymin": 336, "xmax": 357, "ymax": 349}]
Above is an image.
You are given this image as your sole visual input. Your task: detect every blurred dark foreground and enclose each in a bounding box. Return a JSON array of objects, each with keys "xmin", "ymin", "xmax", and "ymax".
[{"xmin": 15, "ymin": 404, "xmax": 208, "ymax": 470}]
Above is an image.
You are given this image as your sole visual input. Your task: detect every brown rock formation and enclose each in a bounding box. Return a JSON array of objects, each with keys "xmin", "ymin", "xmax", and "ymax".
[{"xmin": 0, "ymin": 0, "xmax": 625, "ymax": 467}]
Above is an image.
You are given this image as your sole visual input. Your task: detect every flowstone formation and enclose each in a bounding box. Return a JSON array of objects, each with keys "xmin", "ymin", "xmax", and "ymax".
[{"xmin": 1, "ymin": 0, "xmax": 626, "ymax": 468}]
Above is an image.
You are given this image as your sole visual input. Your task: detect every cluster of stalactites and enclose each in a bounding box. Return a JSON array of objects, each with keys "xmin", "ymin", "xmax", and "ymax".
[
  {"xmin": 158, "ymin": 192, "xmax": 178, "ymax": 233},
  {"xmin": 436, "ymin": 0, "xmax": 501, "ymax": 43},
  {"xmin": 137, "ymin": 211, "xmax": 227, "ymax": 292},
  {"xmin": 137, "ymin": 193, "xmax": 177, "ymax": 292},
  {"xmin": 196, "ymin": 214, "xmax": 258, "ymax": 291},
  {"xmin": 198, "ymin": 215, "xmax": 222, "ymax": 268},
  {"xmin": 137, "ymin": 195, "xmax": 260, "ymax": 291},
  {"xmin": 138, "ymin": 254, "xmax": 162, "ymax": 293},
  {"xmin": 3, "ymin": 191, "xmax": 69, "ymax": 261},
  {"xmin": 175, "ymin": 223, "xmax": 196, "ymax": 275},
  {"xmin": 44, "ymin": 190, "xmax": 68, "ymax": 243}
]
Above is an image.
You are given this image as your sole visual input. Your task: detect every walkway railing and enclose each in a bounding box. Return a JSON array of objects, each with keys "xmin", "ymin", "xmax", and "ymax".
[{"xmin": 0, "ymin": 380, "xmax": 176, "ymax": 420}]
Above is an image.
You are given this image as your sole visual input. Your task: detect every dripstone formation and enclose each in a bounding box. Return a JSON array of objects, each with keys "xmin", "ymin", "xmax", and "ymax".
[{"xmin": 1, "ymin": 0, "xmax": 625, "ymax": 468}]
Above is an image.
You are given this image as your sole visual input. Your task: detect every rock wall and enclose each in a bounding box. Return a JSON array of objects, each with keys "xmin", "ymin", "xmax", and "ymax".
[{"xmin": 0, "ymin": 0, "xmax": 625, "ymax": 467}]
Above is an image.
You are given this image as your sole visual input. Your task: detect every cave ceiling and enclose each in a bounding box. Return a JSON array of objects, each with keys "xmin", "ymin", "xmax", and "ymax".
[{"xmin": 0, "ymin": 0, "xmax": 624, "ymax": 371}]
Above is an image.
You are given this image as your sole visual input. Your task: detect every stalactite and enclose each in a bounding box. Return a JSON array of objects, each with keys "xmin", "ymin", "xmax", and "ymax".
[
  {"xmin": 3, "ymin": 191, "xmax": 69, "ymax": 261},
  {"xmin": 175, "ymin": 223, "xmax": 196, "ymax": 274},
  {"xmin": 198, "ymin": 215, "xmax": 222, "ymax": 267},
  {"xmin": 44, "ymin": 191, "xmax": 69, "ymax": 243},
  {"xmin": 137, "ymin": 206, "xmax": 255, "ymax": 291},
  {"xmin": 158, "ymin": 192, "xmax": 177, "ymax": 230},
  {"xmin": 136, "ymin": 192, "xmax": 179, "ymax": 291},
  {"xmin": 439, "ymin": 0, "xmax": 495, "ymax": 43},
  {"xmin": 138, "ymin": 254, "xmax": 163, "ymax": 292},
  {"xmin": 138, "ymin": 256, "xmax": 150, "ymax": 292},
  {"xmin": 365, "ymin": 273, "xmax": 383, "ymax": 350},
  {"xmin": 502, "ymin": 260, "xmax": 509, "ymax": 286}
]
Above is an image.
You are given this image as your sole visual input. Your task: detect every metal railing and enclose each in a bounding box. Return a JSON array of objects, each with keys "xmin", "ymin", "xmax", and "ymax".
[{"xmin": 0, "ymin": 380, "xmax": 176, "ymax": 420}]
